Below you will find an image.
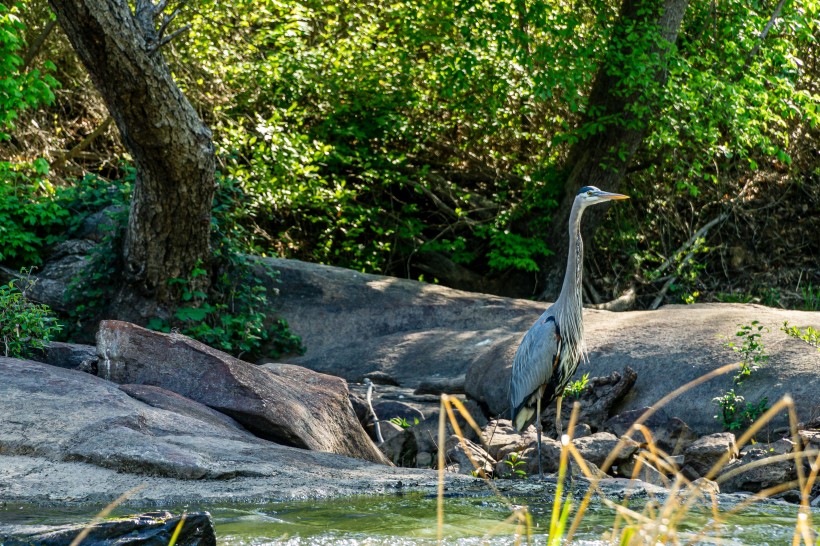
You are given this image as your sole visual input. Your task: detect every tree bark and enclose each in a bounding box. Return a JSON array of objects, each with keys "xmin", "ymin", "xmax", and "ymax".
[
  {"xmin": 48, "ymin": 0, "xmax": 215, "ymax": 302},
  {"xmin": 538, "ymin": 0, "xmax": 689, "ymax": 300}
]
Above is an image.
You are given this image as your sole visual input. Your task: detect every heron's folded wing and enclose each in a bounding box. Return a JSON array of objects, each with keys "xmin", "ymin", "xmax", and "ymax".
[{"xmin": 509, "ymin": 316, "xmax": 559, "ymax": 417}]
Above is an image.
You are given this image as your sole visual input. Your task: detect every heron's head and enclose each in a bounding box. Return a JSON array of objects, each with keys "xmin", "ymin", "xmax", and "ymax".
[{"xmin": 576, "ymin": 185, "xmax": 629, "ymax": 207}]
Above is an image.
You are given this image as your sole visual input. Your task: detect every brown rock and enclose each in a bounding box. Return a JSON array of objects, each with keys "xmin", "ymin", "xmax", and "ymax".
[
  {"xmin": 718, "ymin": 439, "xmax": 795, "ymax": 493},
  {"xmin": 603, "ymin": 407, "xmax": 698, "ymax": 454},
  {"xmin": 118, "ymin": 384, "xmax": 251, "ymax": 435},
  {"xmin": 683, "ymin": 432, "xmax": 738, "ymax": 477},
  {"xmin": 481, "ymin": 419, "xmax": 531, "ymax": 460},
  {"xmin": 445, "ymin": 435, "xmax": 494, "ymax": 477},
  {"xmin": 96, "ymin": 320, "xmax": 388, "ymax": 464},
  {"xmin": 522, "ymin": 438, "xmax": 564, "ymax": 475},
  {"xmin": 573, "ymin": 432, "xmax": 640, "ymax": 468}
]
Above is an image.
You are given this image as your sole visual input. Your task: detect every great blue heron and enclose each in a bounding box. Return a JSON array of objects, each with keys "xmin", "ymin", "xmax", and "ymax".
[{"xmin": 509, "ymin": 185, "xmax": 628, "ymax": 476}]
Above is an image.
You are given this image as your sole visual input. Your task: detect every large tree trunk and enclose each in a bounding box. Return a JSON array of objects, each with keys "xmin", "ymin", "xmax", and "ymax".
[
  {"xmin": 49, "ymin": 0, "xmax": 215, "ymax": 303},
  {"xmin": 538, "ymin": 0, "xmax": 689, "ymax": 300}
]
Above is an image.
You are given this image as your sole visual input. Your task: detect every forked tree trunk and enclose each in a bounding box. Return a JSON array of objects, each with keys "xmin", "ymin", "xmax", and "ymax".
[
  {"xmin": 538, "ymin": 0, "xmax": 689, "ymax": 300},
  {"xmin": 49, "ymin": 0, "xmax": 215, "ymax": 302}
]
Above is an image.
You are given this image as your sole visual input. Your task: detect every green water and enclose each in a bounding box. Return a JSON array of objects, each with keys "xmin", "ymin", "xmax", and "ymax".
[{"xmin": 0, "ymin": 493, "xmax": 814, "ymax": 544}]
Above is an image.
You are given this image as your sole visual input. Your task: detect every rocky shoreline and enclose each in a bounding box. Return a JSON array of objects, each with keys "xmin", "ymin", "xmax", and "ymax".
[{"xmin": 2, "ymin": 257, "xmax": 819, "ymax": 543}]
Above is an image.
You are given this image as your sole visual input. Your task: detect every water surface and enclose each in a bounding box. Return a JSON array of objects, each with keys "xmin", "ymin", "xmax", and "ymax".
[{"xmin": 0, "ymin": 492, "xmax": 813, "ymax": 544}]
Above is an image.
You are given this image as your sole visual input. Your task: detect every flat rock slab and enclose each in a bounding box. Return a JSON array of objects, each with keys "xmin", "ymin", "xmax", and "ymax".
[
  {"xmin": 96, "ymin": 320, "xmax": 387, "ymax": 464},
  {"xmin": 0, "ymin": 358, "xmax": 466, "ymax": 504},
  {"xmin": 266, "ymin": 258, "xmax": 820, "ymax": 433}
]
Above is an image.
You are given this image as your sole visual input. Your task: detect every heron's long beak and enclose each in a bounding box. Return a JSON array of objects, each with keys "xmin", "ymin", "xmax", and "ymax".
[{"xmin": 596, "ymin": 191, "xmax": 629, "ymax": 200}]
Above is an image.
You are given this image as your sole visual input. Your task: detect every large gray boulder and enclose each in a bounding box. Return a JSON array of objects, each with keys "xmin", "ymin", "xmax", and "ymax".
[
  {"xmin": 96, "ymin": 320, "xmax": 388, "ymax": 464},
  {"xmin": 266, "ymin": 258, "xmax": 820, "ymax": 434},
  {"xmin": 0, "ymin": 357, "xmax": 465, "ymax": 504}
]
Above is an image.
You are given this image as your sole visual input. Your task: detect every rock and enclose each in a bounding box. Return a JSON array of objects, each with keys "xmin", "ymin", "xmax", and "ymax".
[
  {"xmin": 683, "ymin": 433, "xmax": 738, "ymax": 477},
  {"xmin": 0, "ymin": 357, "xmax": 473, "ymax": 503},
  {"xmin": 692, "ymin": 477, "xmax": 721, "ymax": 496},
  {"xmin": 415, "ymin": 375, "xmax": 466, "ymax": 396},
  {"xmin": 118, "ymin": 384, "xmax": 251, "ymax": 435},
  {"xmin": 411, "ymin": 400, "xmax": 488, "ymax": 457},
  {"xmin": 267, "ymin": 258, "xmax": 819, "ymax": 432},
  {"xmin": 618, "ymin": 455, "xmax": 669, "ymax": 487},
  {"xmin": 0, "ymin": 240, "xmax": 95, "ymax": 314},
  {"xmin": 0, "ymin": 511, "xmax": 215, "ymax": 546},
  {"xmin": 572, "ymin": 423, "xmax": 592, "ymax": 439},
  {"xmin": 572, "ymin": 432, "xmax": 640, "ymax": 468},
  {"xmin": 546, "ymin": 368, "xmax": 638, "ymax": 434},
  {"xmin": 379, "ymin": 428, "xmax": 416, "ymax": 467},
  {"xmin": 799, "ymin": 429, "xmax": 820, "ymax": 450},
  {"xmin": 416, "ymin": 451, "xmax": 434, "ymax": 467},
  {"xmin": 718, "ymin": 440, "xmax": 795, "ymax": 493},
  {"xmin": 76, "ymin": 205, "xmax": 126, "ymax": 242},
  {"xmin": 31, "ymin": 341, "xmax": 98, "ymax": 373},
  {"xmin": 521, "ymin": 437, "xmax": 564, "ymax": 476},
  {"xmin": 373, "ymin": 401, "xmax": 425, "ymax": 425},
  {"xmin": 96, "ymin": 320, "xmax": 388, "ymax": 464},
  {"xmin": 445, "ymin": 435, "xmax": 495, "ymax": 477},
  {"xmin": 360, "ymin": 371, "xmax": 400, "ymax": 386},
  {"xmin": 772, "ymin": 490, "xmax": 802, "ymax": 504},
  {"xmin": 603, "ymin": 407, "xmax": 698, "ymax": 454},
  {"xmin": 569, "ymin": 458, "xmax": 608, "ymax": 480},
  {"xmin": 379, "ymin": 421, "xmax": 405, "ymax": 444},
  {"xmin": 481, "ymin": 419, "xmax": 524, "ymax": 460}
]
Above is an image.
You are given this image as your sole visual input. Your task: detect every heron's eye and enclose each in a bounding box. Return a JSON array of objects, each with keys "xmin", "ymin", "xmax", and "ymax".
[{"xmin": 587, "ymin": 190, "xmax": 594, "ymax": 196}]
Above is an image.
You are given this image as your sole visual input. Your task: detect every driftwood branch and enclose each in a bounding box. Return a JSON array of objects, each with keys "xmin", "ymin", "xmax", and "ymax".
[
  {"xmin": 53, "ymin": 116, "xmax": 113, "ymax": 169},
  {"xmin": 23, "ymin": 19, "xmax": 57, "ymax": 70}
]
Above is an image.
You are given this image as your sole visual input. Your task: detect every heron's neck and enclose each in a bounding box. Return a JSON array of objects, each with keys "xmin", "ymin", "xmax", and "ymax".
[{"xmin": 555, "ymin": 204, "xmax": 585, "ymax": 346}]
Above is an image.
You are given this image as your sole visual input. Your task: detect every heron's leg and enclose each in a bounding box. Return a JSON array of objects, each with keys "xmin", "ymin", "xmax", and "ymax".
[
  {"xmin": 555, "ymin": 396, "xmax": 563, "ymax": 438},
  {"xmin": 536, "ymin": 385, "xmax": 545, "ymax": 478}
]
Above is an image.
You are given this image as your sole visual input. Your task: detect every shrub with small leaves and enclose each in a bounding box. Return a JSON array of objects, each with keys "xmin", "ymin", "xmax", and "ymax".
[
  {"xmin": 714, "ymin": 321, "xmax": 770, "ymax": 431},
  {"xmin": 0, "ymin": 273, "xmax": 62, "ymax": 358}
]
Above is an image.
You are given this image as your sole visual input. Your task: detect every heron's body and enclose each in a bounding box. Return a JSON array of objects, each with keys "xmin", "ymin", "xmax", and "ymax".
[{"xmin": 508, "ymin": 186, "xmax": 628, "ymax": 475}]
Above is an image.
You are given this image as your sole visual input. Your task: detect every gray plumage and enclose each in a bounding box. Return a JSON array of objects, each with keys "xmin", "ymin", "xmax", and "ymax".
[{"xmin": 509, "ymin": 186, "xmax": 628, "ymax": 474}]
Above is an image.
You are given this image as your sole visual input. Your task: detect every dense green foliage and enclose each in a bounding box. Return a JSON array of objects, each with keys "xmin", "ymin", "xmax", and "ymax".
[
  {"xmin": 2, "ymin": 0, "xmax": 819, "ymax": 312},
  {"xmin": 0, "ymin": 274, "xmax": 61, "ymax": 358},
  {"xmin": 168, "ymin": 0, "xmax": 819, "ymax": 299},
  {"xmin": 0, "ymin": 3, "xmax": 57, "ymax": 141}
]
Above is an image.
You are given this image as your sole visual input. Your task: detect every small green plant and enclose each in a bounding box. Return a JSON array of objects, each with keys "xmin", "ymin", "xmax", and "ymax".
[
  {"xmin": 782, "ymin": 321, "xmax": 820, "ymax": 349},
  {"xmin": 726, "ymin": 321, "xmax": 769, "ymax": 383},
  {"xmin": 0, "ymin": 272, "xmax": 62, "ymax": 358},
  {"xmin": 503, "ymin": 451, "xmax": 528, "ymax": 479},
  {"xmin": 799, "ymin": 284, "xmax": 820, "ymax": 311},
  {"xmin": 714, "ymin": 321, "xmax": 770, "ymax": 430},
  {"xmin": 563, "ymin": 373, "xmax": 589, "ymax": 399},
  {"xmin": 388, "ymin": 416, "xmax": 419, "ymax": 429}
]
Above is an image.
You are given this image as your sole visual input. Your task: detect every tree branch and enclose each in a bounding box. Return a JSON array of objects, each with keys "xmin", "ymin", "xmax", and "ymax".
[
  {"xmin": 743, "ymin": 0, "xmax": 786, "ymax": 71},
  {"xmin": 52, "ymin": 116, "xmax": 113, "ymax": 170},
  {"xmin": 23, "ymin": 19, "xmax": 57, "ymax": 70}
]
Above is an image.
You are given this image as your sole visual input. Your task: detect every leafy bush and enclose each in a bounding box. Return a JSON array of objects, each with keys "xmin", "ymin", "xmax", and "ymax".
[
  {"xmin": 0, "ymin": 160, "xmax": 69, "ymax": 267},
  {"xmin": 0, "ymin": 273, "xmax": 62, "ymax": 358},
  {"xmin": 147, "ymin": 255, "xmax": 304, "ymax": 360},
  {"xmin": 0, "ymin": 2, "xmax": 57, "ymax": 140}
]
